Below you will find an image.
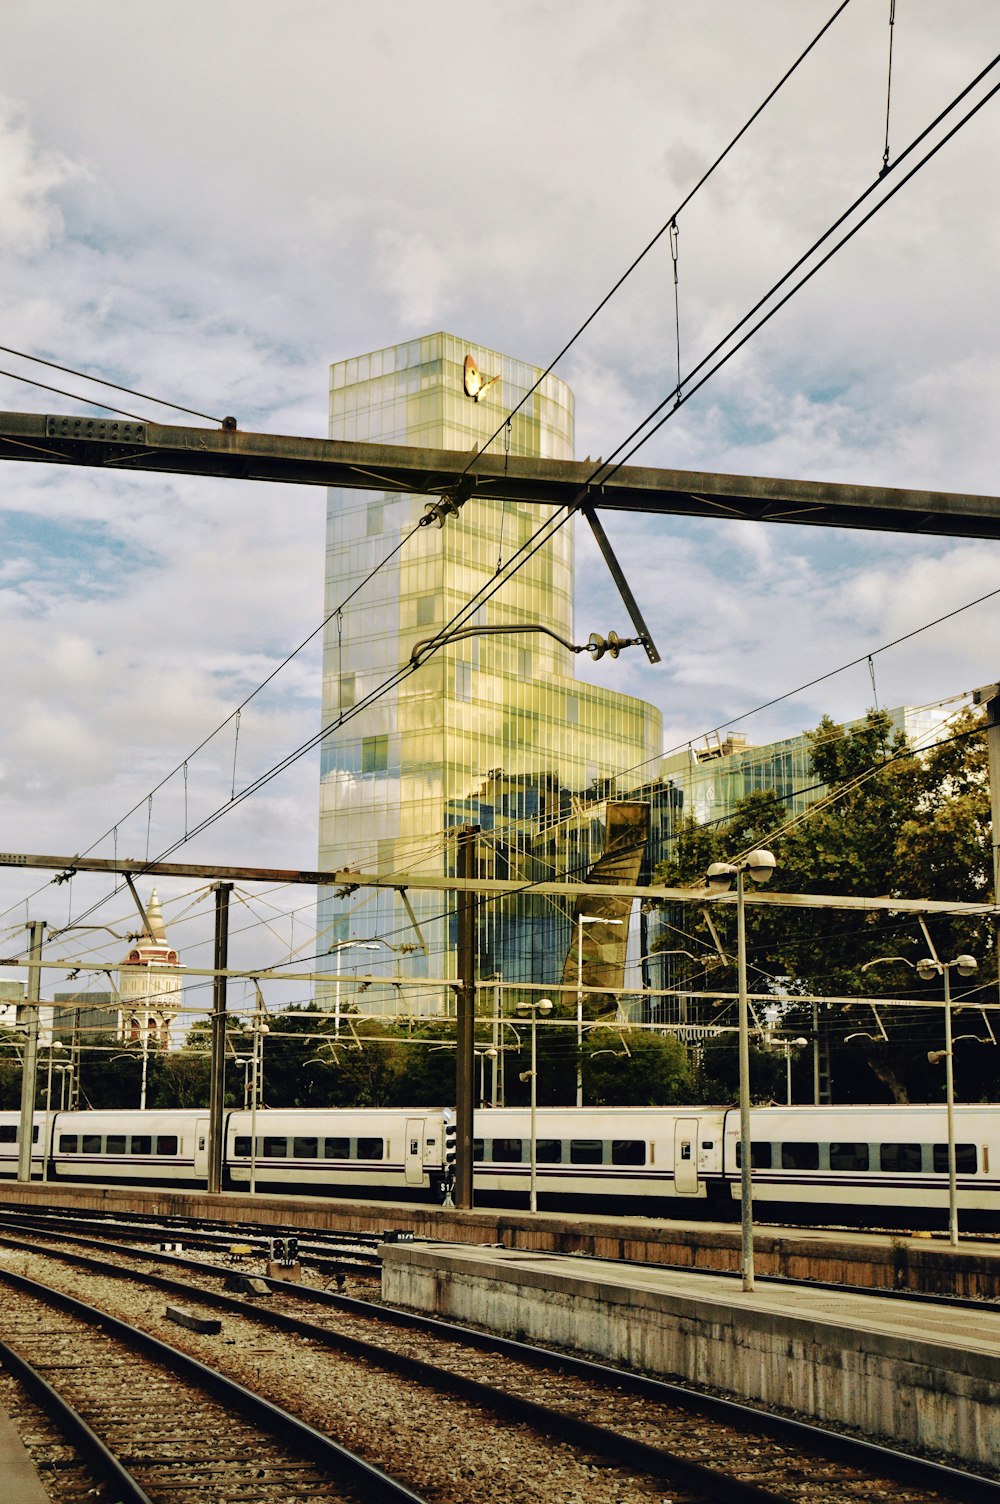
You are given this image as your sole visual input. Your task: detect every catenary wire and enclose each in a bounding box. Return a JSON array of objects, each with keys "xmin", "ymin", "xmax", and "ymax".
[
  {"xmin": 5, "ymin": 35, "xmax": 993, "ymax": 942},
  {"xmin": 0, "ymin": 343, "xmax": 226, "ymax": 425}
]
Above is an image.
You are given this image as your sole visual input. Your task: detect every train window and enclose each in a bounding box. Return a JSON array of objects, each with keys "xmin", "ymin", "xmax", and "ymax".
[
  {"xmin": 32, "ymin": 1126, "xmax": 38, "ymax": 1142},
  {"xmin": 293, "ymin": 1137, "xmax": 318, "ymax": 1159},
  {"xmin": 735, "ymin": 1142, "xmax": 772, "ymax": 1169},
  {"xmin": 612, "ymin": 1140, "xmax": 646, "ymax": 1166},
  {"xmin": 234, "ymin": 1136, "xmax": 251, "ymax": 1157},
  {"xmin": 473, "ymin": 1138, "xmax": 484, "ymax": 1161},
  {"xmin": 880, "ymin": 1143, "xmax": 923, "ymax": 1172},
  {"xmin": 130, "ymin": 1136, "xmax": 152, "ymax": 1155},
  {"xmin": 262, "ymin": 1137, "xmax": 288, "ymax": 1158},
  {"xmin": 323, "ymin": 1137, "xmax": 350, "ymax": 1158},
  {"xmin": 491, "ymin": 1138, "xmax": 523, "ymax": 1163},
  {"xmin": 58, "ymin": 1134, "xmax": 78, "ymax": 1153},
  {"xmin": 82, "ymin": 1135, "xmax": 102, "ymax": 1154},
  {"xmin": 537, "ymin": 1139, "xmax": 562, "ymax": 1163},
  {"xmin": 781, "ymin": 1143, "xmax": 820, "ymax": 1170},
  {"xmin": 570, "ymin": 1139, "xmax": 603, "ymax": 1165},
  {"xmin": 932, "ymin": 1143, "xmax": 978, "ymax": 1174},
  {"xmin": 106, "ymin": 1135, "xmax": 127, "ymax": 1155},
  {"xmin": 829, "ymin": 1142, "xmax": 869, "ymax": 1171},
  {"xmin": 356, "ymin": 1137, "xmax": 383, "ymax": 1160},
  {"xmin": 156, "ymin": 1135, "xmax": 179, "ymax": 1156},
  {"xmin": 0, "ymin": 1125, "xmax": 15, "ymax": 1143}
]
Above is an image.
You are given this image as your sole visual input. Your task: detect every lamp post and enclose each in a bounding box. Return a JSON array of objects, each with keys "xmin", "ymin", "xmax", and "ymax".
[
  {"xmin": 775, "ymin": 1036, "xmax": 808, "ymax": 1105},
  {"xmin": 515, "ymin": 996, "xmax": 552, "ymax": 1212},
  {"xmin": 329, "ymin": 940, "xmax": 383, "ymax": 1037},
  {"xmin": 576, "ymin": 915, "xmax": 624, "ymax": 1106},
  {"xmin": 41, "ymin": 1040, "xmax": 66, "ymax": 1184},
  {"xmin": 917, "ymin": 952, "xmax": 977, "ymax": 1247},
  {"xmin": 705, "ymin": 849, "xmax": 776, "ymax": 1293},
  {"xmin": 475, "ymin": 1046, "xmax": 497, "ymax": 1108},
  {"xmin": 248, "ymin": 1015, "xmax": 270, "ymax": 1197}
]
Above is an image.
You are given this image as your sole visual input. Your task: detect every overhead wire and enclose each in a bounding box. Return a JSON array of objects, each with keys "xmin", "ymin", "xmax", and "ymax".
[
  {"xmin": 0, "ymin": 343, "xmax": 226, "ymax": 425},
  {"xmin": 6, "ymin": 24, "xmax": 995, "ymax": 967}
]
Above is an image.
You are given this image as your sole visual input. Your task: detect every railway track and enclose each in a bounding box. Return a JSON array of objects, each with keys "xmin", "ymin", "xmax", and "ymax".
[
  {"xmin": 0, "ymin": 1265, "xmax": 427, "ymax": 1504},
  {"xmin": 0, "ymin": 1219, "xmax": 995, "ymax": 1502}
]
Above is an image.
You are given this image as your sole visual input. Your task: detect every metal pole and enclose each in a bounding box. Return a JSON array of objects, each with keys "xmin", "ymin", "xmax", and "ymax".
[
  {"xmin": 529, "ymin": 1011, "xmax": 538, "ymax": 1213},
  {"xmin": 976, "ymin": 684, "xmax": 1000, "ymax": 1032},
  {"xmin": 736, "ymin": 870, "xmax": 755, "ymax": 1292},
  {"xmin": 811, "ymin": 999, "xmax": 820, "ymax": 1105},
  {"xmin": 207, "ymin": 882, "xmax": 232, "ymax": 1196},
  {"xmin": 785, "ymin": 1045, "xmax": 792, "ymax": 1107},
  {"xmin": 455, "ymin": 826, "xmax": 478, "ymax": 1210},
  {"xmin": 250, "ymin": 1018, "xmax": 260, "ymax": 1196},
  {"xmin": 576, "ymin": 916, "xmax": 584, "ymax": 1108},
  {"xmin": 943, "ymin": 966, "xmax": 958, "ymax": 1246},
  {"xmin": 334, "ymin": 946, "xmax": 342, "ymax": 1039},
  {"xmin": 17, "ymin": 920, "xmax": 44, "ymax": 1183},
  {"xmin": 491, "ymin": 978, "xmax": 500, "ymax": 1108}
]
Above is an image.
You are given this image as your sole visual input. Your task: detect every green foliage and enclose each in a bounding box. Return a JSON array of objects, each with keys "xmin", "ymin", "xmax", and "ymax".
[{"xmin": 654, "ymin": 706, "xmax": 997, "ymax": 1105}]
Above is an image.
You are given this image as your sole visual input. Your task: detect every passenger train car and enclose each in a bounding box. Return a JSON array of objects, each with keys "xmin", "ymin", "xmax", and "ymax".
[{"xmin": 0, "ymin": 1102, "xmax": 997, "ymax": 1229}]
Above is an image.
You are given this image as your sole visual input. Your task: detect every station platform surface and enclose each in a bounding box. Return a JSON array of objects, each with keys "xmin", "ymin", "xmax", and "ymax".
[
  {"xmin": 381, "ymin": 1239, "xmax": 1000, "ymax": 1473},
  {"xmin": 0, "ymin": 1402, "xmax": 51, "ymax": 1504}
]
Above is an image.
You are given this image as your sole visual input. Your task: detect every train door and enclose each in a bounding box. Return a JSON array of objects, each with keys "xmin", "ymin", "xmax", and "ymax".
[
  {"xmin": 404, "ymin": 1117, "xmax": 425, "ymax": 1186},
  {"xmin": 194, "ymin": 1118, "xmax": 210, "ymax": 1181},
  {"xmin": 673, "ymin": 1117, "xmax": 700, "ymax": 1197}
]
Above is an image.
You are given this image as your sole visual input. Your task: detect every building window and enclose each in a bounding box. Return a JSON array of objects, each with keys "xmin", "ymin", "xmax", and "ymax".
[
  {"xmin": 416, "ymin": 594, "xmax": 436, "ymax": 627},
  {"xmin": 362, "ymin": 735, "xmax": 389, "ymax": 774},
  {"xmin": 339, "ymin": 673, "xmax": 356, "ymax": 710},
  {"xmin": 367, "ymin": 501, "xmax": 384, "ymax": 535},
  {"xmin": 456, "ymin": 661, "xmax": 473, "ymax": 702}
]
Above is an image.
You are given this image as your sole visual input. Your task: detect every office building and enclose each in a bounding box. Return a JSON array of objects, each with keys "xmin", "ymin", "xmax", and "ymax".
[{"xmin": 318, "ymin": 334, "xmax": 663, "ymax": 1012}]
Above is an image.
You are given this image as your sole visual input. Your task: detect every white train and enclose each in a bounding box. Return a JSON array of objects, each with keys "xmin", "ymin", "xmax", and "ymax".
[{"xmin": 0, "ymin": 1102, "xmax": 997, "ymax": 1229}]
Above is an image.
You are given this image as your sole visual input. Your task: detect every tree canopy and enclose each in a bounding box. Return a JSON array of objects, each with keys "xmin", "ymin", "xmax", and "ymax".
[{"xmin": 654, "ymin": 706, "xmax": 997, "ymax": 1105}]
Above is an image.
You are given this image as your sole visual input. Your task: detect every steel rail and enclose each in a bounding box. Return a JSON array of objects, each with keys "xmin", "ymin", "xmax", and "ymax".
[
  {"xmin": 0, "ymin": 1336, "xmax": 155, "ymax": 1504},
  {"xmin": 2, "ymin": 1221, "xmax": 997, "ymax": 1503},
  {"xmin": 0, "ymin": 1262, "xmax": 431, "ymax": 1504}
]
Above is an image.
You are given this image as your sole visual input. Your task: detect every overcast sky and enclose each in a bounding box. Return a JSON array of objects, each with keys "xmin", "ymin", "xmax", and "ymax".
[{"xmin": 0, "ymin": 1, "xmax": 998, "ymax": 1000}]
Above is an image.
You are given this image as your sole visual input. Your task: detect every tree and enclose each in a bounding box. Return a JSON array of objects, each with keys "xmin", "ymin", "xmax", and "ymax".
[
  {"xmin": 583, "ymin": 1027, "xmax": 693, "ymax": 1106},
  {"xmin": 654, "ymin": 707, "xmax": 997, "ymax": 1105}
]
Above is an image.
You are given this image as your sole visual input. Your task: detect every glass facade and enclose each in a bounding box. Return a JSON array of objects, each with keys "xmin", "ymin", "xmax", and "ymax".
[{"xmin": 318, "ymin": 333, "xmax": 663, "ymax": 1014}]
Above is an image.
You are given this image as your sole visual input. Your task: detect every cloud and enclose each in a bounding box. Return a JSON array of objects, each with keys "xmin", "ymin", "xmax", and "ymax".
[{"xmin": 0, "ymin": 0, "xmax": 997, "ymax": 982}]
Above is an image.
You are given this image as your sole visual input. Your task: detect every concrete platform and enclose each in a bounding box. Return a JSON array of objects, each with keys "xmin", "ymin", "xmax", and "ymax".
[
  {"xmin": 381, "ymin": 1240, "xmax": 1000, "ymax": 1473},
  {"xmin": 2, "ymin": 1180, "xmax": 1000, "ymax": 1299},
  {"xmin": 0, "ymin": 1403, "xmax": 51, "ymax": 1504}
]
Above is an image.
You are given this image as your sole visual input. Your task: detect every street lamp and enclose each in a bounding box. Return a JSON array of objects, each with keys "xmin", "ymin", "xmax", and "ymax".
[
  {"xmin": 475, "ymin": 1046, "xmax": 498, "ymax": 1108},
  {"xmin": 916, "ymin": 951, "xmax": 977, "ymax": 1246},
  {"xmin": 41, "ymin": 1041, "xmax": 66, "ymax": 1184},
  {"xmin": 576, "ymin": 914, "xmax": 624, "ymax": 1106},
  {"xmin": 515, "ymin": 996, "xmax": 552, "ymax": 1212},
  {"xmin": 329, "ymin": 940, "xmax": 384, "ymax": 1037},
  {"xmin": 705, "ymin": 849, "xmax": 776, "ymax": 1293},
  {"xmin": 774, "ymin": 1036, "xmax": 808, "ymax": 1105}
]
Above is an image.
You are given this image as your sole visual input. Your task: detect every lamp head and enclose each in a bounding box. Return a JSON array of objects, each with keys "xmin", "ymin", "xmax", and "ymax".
[
  {"xmin": 927, "ymin": 1049, "xmax": 946, "ymax": 1065},
  {"xmin": 792, "ymin": 1037, "xmax": 808, "ymax": 1048},
  {"xmin": 916, "ymin": 958, "xmax": 941, "ymax": 982},
  {"xmin": 705, "ymin": 861, "xmax": 735, "ymax": 893},
  {"xmin": 955, "ymin": 954, "xmax": 978, "ymax": 977},
  {"xmin": 538, "ymin": 997, "xmax": 553, "ymax": 1016},
  {"xmin": 745, "ymin": 849, "xmax": 776, "ymax": 884}
]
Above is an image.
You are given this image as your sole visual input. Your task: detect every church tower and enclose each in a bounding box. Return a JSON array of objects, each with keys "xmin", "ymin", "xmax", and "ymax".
[{"xmin": 117, "ymin": 888, "xmax": 182, "ymax": 1048}]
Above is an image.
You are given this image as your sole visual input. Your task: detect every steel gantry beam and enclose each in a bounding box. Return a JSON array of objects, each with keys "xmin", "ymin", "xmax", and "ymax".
[{"xmin": 3, "ymin": 411, "xmax": 1000, "ymax": 539}]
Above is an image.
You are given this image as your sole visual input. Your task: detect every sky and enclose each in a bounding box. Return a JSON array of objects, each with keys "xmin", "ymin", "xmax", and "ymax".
[{"xmin": 0, "ymin": 0, "xmax": 998, "ymax": 1008}]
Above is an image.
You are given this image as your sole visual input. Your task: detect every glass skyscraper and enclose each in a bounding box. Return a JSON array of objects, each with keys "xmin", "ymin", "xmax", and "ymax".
[{"xmin": 318, "ymin": 333, "xmax": 663, "ymax": 1014}]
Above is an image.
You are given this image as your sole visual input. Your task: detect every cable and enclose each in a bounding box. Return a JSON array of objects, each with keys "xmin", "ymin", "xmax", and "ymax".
[
  {"xmin": 450, "ymin": 0, "xmax": 854, "ymax": 481},
  {"xmin": 597, "ymin": 57, "xmax": 1000, "ymax": 482},
  {"xmin": 4, "ymin": 35, "xmax": 992, "ymax": 941},
  {"xmin": 0, "ymin": 343, "xmax": 227, "ymax": 425}
]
